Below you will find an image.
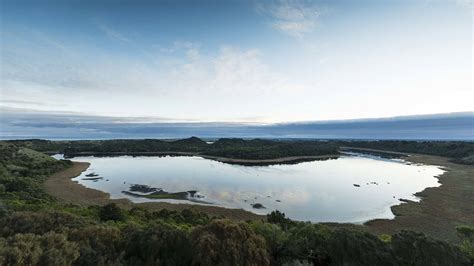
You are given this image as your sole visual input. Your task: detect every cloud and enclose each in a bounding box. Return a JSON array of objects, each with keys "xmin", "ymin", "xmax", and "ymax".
[
  {"xmin": 95, "ymin": 21, "xmax": 131, "ymax": 43},
  {"xmin": 1, "ymin": 107, "xmax": 472, "ymax": 140},
  {"xmin": 158, "ymin": 41, "xmax": 197, "ymax": 53},
  {"xmin": 211, "ymin": 47, "xmax": 286, "ymax": 93},
  {"xmin": 1, "ymin": 30, "xmax": 292, "ymax": 121},
  {"xmin": 259, "ymin": 0, "xmax": 324, "ymax": 38},
  {"xmin": 454, "ymin": 0, "xmax": 473, "ymax": 9}
]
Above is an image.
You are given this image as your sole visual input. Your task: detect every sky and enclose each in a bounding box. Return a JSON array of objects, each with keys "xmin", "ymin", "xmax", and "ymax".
[{"xmin": 0, "ymin": 0, "xmax": 473, "ymax": 123}]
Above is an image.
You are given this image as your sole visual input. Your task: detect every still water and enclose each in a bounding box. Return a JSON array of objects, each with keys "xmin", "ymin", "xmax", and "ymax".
[{"xmin": 63, "ymin": 154, "xmax": 443, "ymax": 223}]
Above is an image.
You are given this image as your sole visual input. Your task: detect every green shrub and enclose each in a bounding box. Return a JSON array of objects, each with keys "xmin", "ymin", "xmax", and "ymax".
[
  {"xmin": 0, "ymin": 232, "xmax": 79, "ymax": 265},
  {"xmin": 191, "ymin": 219, "xmax": 270, "ymax": 265},
  {"xmin": 391, "ymin": 230, "xmax": 469, "ymax": 265},
  {"xmin": 99, "ymin": 203, "xmax": 126, "ymax": 222},
  {"xmin": 123, "ymin": 223, "xmax": 192, "ymax": 265}
]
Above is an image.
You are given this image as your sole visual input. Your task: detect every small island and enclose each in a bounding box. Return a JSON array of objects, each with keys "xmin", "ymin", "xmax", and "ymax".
[{"xmin": 122, "ymin": 184, "xmax": 205, "ymax": 202}]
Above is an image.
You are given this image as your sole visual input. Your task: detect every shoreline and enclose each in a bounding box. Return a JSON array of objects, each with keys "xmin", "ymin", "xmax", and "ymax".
[
  {"xmin": 44, "ymin": 151, "xmax": 474, "ymax": 241},
  {"xmin": 200, "ymin": 154, "xmax": 339, "ymax": 165},
  {"xmin": 43, "ymin": 161, "xmax": 263, "ymax": 221},
  {"xmin": 364, "ymin": 153, "xmax": 474, "ymax": 242},
  {"xmin": 59, "ymin": 151, "xmax": 340, "ymax": 166}
]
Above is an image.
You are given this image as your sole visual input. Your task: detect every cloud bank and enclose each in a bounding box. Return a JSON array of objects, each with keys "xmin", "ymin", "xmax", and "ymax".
[{"xmin": 1, "ymin": 107, "xmax": 472, "ymax": 140}]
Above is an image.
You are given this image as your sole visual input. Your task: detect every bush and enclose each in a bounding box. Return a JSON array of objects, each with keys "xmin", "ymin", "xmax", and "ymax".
[
  {"xmin": 267, "ymin": 210, "xmax": 294, "ymax": 230},
  {"xmin": 457, "ymin": 225, "xmax": 474, "ymax": 262},
  {"xmin": 0, "ymin": 232, "xmax": 79, "ymax": 265},
  {"xmin": 285, "ymin": 223, "xmax": 332, "ymax": 265},
  {"xmin": 69, "ymin": 226, "xmax": 123, "ymax": 265},
  {"xmin": 123, "ymin": 223, "xmax": 192, "ymax": 265},
  {"xmin": 0, "ymin": 211, "xmax": 90, "ymax": 237},
  {"xmin": 391, "ymin": 230, "xmax": 469, "ymax": 265},
  {"xmin": 251, "ymin": 221, "xmax": 289, "ymax": 264},
  {"xmin": 191, "ymin": 219, "xmax": 270, "ymax": 265},
  {"xmin": 99, "ymin": 203, "xmax": 126, "ymax": 222},
  {"xmin": 326, "ymin": 229, "xmax": 395, "ymax": 265}
]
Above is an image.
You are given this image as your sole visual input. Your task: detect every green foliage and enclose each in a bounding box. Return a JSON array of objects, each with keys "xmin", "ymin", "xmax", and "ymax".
[
  {"xmin": 251, "ymin": 221, "xmax": 289, "ymax": 264},
  {"xmin": 205, "ymin": 138, "xmax": 339, "ymax": 160},
  {"xmin": 69, "ymin": 226, "xmax": 124, "ymax": 265},
  {"xmin": 459, "ymin": 240, "xmax": 474, "ymax": 263},
  {"xmin": 123, "ymin": 223, "xmax": 192, "ymax": 265},
  {"xmin": 457, "ymin": 225, "xmax": 474, "ymax": 239},
  {"xmin": 191, "ymin": 219, "xmax": 270, "ymax": 265},
  {"xmin": 10, "ymin": 138, "xmax": 474, "ymax": 164},
  {"xmin": 0, "ymin": 211, "xmax": 91, "ymax": 237},
  {"xmin": 285, "ymin": 223, "xmax": 332, "ymax": 264},
  {"xmin": 326, "ymin": 228, "xmax": 395, "ymax": 265},
  {"xmin": 0, "ymin": 142, "xmax": 71, "ymax": 207},
  {"xmin": 0, "ymin": 232, "xmax": 79, "ymax": 266},
  {"xmin": 379, "ymin": 233, "xmax": 392, "ymax": 243},
  {"xmin": 267, "ymin": 210, "xmax": 294, "ymax": 230},
  {"xmin": 391, "ymin": 230, "xmax": 469, "ymax": 265},
  {"xmin": 8, "ymin": 137, "xmax": 340, "ymax": 160},
  {"xmin": 457, "ymin": 225, "xmax": 474, "ymax": 262},
  {"xmin": 99, "ymin": 203, "xmax": 127, "ymax": 222}
]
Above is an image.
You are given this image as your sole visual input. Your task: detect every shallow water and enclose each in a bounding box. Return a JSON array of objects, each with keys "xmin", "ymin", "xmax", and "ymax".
[{"xmin": 59, "ymin": 154, "xmax": 443, "ymax": 223}]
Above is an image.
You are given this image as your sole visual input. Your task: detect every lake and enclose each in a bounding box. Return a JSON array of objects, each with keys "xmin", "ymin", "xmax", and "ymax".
[{"xmin": 59, "ymin": 153, "xmax": 443, "ymax": 223}]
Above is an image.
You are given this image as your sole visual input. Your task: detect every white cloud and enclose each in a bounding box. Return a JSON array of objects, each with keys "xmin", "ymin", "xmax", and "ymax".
[
  {"xmin": 1, "ymin": 32, "xmax": 294, "ymax": 121},
  {"xmin": 211, "ymin": 47, "xmax": 286, "ymax": 93},
  {"xmin": 186, "ymin": 48, "xmax": 200, "ymax": 61},
  {"xmin": 260, "ymin": 0, "xmax": 323, "ymax": 38},
  {"xmin": 158, "ymin": 41, "xmax": 198, "ymax": 53},
  {"xmin": 95, "ymin": 21, "xmax": 131, "ymax": 43}
]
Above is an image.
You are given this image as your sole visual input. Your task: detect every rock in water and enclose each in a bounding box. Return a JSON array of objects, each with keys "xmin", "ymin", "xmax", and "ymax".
[{"xmin": 251, "ymin": 203, "xmax": 265, "ymax": 209}]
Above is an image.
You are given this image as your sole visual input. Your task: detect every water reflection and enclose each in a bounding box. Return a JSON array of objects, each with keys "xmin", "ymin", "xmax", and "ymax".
[{"xmin": 66, "ymin": 154, "xmax": 442, "ymax": 223}]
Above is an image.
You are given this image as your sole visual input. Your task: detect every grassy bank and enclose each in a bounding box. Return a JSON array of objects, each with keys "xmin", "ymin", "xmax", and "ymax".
[{"xmin": 366, "ymin": 153, "xmax": 474, "ymax": 243}]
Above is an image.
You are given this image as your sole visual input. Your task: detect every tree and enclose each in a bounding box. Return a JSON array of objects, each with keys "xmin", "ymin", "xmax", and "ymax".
[
  {"xmin": 267, "ymin": 210, "xmax": 294, "ymax": 230},
  {"xmin": 123, "ymin": 223, "xmax": 192, "ymax": 265},
  {"xmin": 286, "ymin": 223, "xmax": 332, "ymax": 265},
  {"xmin": 391, "ymin": 230, "xmax": 469, "ymax": 265},
  {"xmin": 251, "ymin": 221, "xmax": 290, "ymax": 265},
  {"xmin": 456, "ymin": 225, "xmax": 474, "ymax": 263},
  {"xmin": 191, "ymin": 219, "xmax": 270, "ymax": 265},
  {"xmin": 69, "ymin": 226, "xmax": 124, "ymax": 265},
  {"xmin": 0, "ymin": 232, "xmax": 79, "ymax": 266},
  {"xmin": 99, "ymin": 203, "xmax": 126, "ymax": 222},
  {"xmin": 326, "ymin": 228, "xmax": 395, "ymax": 265}
]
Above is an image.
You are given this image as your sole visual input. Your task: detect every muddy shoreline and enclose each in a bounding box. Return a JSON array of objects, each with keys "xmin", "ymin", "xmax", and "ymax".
[{"xmin": 43, "ymin": 161, "xmax": 263, "ymax": 221}]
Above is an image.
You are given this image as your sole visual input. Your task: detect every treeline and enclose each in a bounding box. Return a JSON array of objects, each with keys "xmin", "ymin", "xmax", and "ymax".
[
  {"xmin": 337, "ymin": 140, "xmax": 474, "ymax": 165},
  {"xmin": 204, "ymin": 139, "xmax": 338, "ymax": 160},
  {"xmin": 8, "ymin": 138, "xmax": 474, "ymax": 164},
  {"xmin": 0, "ymin": 142, "xmax": 472, "ymax": 264},
  {"xmin": 7, "ymin": 138, "xmax": 340, "ymax": 160}
]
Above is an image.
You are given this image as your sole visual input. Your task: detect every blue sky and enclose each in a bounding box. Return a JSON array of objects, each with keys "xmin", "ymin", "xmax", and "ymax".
[{"xmin": 1, "ymin": 0, "xmax": 472, "ymax": 123}]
